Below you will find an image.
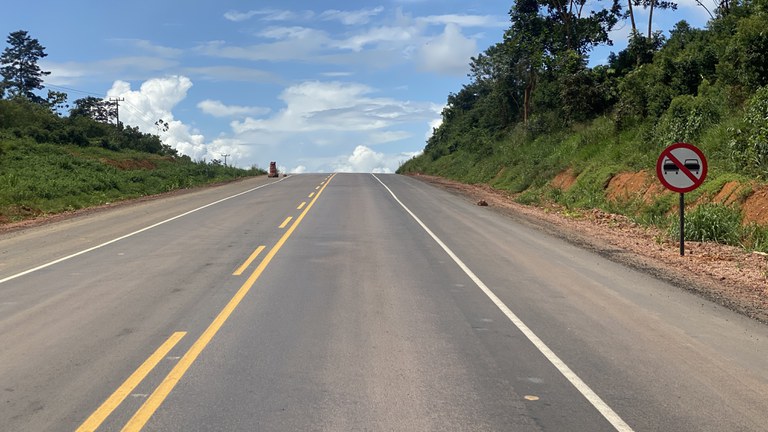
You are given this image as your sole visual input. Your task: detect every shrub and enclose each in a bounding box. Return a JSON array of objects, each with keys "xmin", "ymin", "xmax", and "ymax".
[
  {"xmin": 652, "ymin": 94, "xmax": 722, "ymax": 147},
  {"xmin": 727, "ymin": 86, "xmax": 768, "ymax": 174},
  {"xmin": 669, "ymin": 203, "xmax": 742, "ymax": 245}
]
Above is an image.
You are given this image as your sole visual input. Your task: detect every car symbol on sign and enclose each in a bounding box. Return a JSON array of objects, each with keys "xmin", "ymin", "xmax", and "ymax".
[
  {"xmin": 663, "ymin": 158, "xmax": 678, "ymax": 174},
  {"xmin": 662, "ymin": 158, "xmax": 701, "ymax": 175},
  {"xmin": 684, "ymin": 159, "xmax": 700, "ymax": 174}
]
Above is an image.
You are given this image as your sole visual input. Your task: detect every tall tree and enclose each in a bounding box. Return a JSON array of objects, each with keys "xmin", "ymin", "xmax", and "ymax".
[
  {"xmin": 503, "ymin": 0, "xmax": 622, "ymax": 123},
  {"xmin": 506, "ymin": 0, "xmax": 547, "ymax": 124},
  {"xmin": 0, "ymin": 30, "xmax": 51, "ymax": 103},
  {"xmin": 629, "ymin": 0, "xmax": 678, "ymax": 38},
  {"xmin": 46, "ymin": 90, "xmax": 68, "ymax": 113},
  {"xmin": 70, "ymin": 96, "xmax": 117, "ymax": 123},
  {"xmin": 627, "ymin": 0, "xmax": 638, "ymax": 33}
]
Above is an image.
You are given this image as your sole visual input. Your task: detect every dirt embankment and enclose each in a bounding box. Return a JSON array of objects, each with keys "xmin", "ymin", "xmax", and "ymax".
[{"xmin": 411, "ymin": 173, "xmax": 768, "ymax": 324}]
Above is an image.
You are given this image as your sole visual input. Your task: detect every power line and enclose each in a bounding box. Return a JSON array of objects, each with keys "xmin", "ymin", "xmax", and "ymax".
[{"xmin": 44, "ymin": 84, "xmax": 105, "ymax": 98}]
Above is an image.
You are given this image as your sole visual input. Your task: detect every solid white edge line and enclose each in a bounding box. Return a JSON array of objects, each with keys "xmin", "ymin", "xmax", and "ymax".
[
  {"xmin": 371, "ymin": 173, "xmax": 634, "ymax": 432},
  {"xmin": 0, "ymin": 177, "xmax": 289, "ymax": 285}
]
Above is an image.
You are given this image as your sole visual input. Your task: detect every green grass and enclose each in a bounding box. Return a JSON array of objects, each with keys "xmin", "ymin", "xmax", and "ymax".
[
  {"xmin": 0, "ymin": 138, "xmax": 264, "ymax": 222},
  {"xmin": 398, "ymin": 101, "xmax": 768, "ymax": 251},
  {"xmin": 670, "ymin": 203, "xmax": 743, "ymax": 245}
]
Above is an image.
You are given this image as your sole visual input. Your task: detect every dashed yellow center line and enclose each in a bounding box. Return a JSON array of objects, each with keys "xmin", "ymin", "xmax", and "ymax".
[
  {"xmin": 75, "ymin": 332, "xmax": 186, "ymax": 432},
  {"xmin": 232, "ymin": 245, "xmax": 266, "ymax": 276},
  {"xmin": 297, "ymin": 202, "xmax": 306, "ymax": 210},
  {"xmin": 279, "ymin": 216, "xmax": 293, "ymax": 228},
  {"xmin": 308, "ymin": 192, "xmax": 315, "ymax": 198},
  {"xmin": 121, "ymin": 173, "xmax": 337, "ymax": 432}
]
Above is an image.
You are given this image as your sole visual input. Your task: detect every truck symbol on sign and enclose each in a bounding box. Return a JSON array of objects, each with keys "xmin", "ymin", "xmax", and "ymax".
[{"xmin": 662, "ymin": 158, "xmax": 701, "ymax": 175}]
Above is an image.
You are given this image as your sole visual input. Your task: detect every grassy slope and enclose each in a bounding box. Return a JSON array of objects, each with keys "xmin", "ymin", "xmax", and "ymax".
[
  {"xmin": 398, "ymin": 110, "xmax": 768, "ymax": 251},
  {"xmin": 0, "ymin": 136, "xmax": 264, "ymax": 223}
]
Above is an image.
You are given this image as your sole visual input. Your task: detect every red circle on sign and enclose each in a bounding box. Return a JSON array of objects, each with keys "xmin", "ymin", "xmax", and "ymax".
[{"xmin": 656, "ymin": 142, "xmax": 708, "ymax": 193}]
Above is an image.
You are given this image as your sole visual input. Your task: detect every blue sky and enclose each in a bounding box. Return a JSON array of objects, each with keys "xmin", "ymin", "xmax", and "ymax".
[{"xmin": 2, "ymin": 1, "xmax": 711, "ymax": 173}]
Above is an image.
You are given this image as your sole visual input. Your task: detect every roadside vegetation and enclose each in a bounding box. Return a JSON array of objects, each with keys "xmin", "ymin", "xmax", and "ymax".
[
  {"xmin": 399, "ymin": 0, "xmax": 768, "ymax": 251},
  {"xmin": 0, "ymin": 31, "xmax": 264, "ymax": 224}
]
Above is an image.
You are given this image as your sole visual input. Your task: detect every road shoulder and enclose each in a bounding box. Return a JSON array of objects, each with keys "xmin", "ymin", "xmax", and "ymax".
[{"xmin": 408, "ymin": 174, "xmax": 768, "ymax": 324}]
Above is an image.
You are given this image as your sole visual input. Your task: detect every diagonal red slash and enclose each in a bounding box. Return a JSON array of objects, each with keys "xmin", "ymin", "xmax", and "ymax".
[{"xmin": 663, "ymin": 150, "xmax": 699, "ymax": 184}]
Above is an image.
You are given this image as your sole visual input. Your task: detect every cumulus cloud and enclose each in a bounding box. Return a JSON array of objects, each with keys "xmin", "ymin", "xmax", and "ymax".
[
  {"xmin": 418, "ymin": 23, "xmax": 477, "ymax": 76},
  {"xmin": 107, "ymin": 76, "xmax": 207, "ymax": 159},
  {"xmin": 335, "ymin": 145, "xmax": 391, "ymax": 173},
  {"xmin": 334, "ymin": 145, "xmax": 422, "ymax": 173},
  {"xmin": 291, "ymin": 165, "xmax": 308, "ymax": 174},
  {"xmin": 105, "ymin": 76, "xmax": 252, "ymax": 164},
  {"xmin": 197, "ymin": 100, "xmax": 270, "ymax": 118}
]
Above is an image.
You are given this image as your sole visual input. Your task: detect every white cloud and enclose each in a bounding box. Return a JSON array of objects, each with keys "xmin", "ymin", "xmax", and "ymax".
[
  {"xmin": 291, "ymin": 165, "xmax": 308, "ymax": 174},
  {"xmin": 105, "ymin": 76, "xmax": 242, "ymax": 163},
  {"xmin": 418, "ymin": 23, "xmax": 477, "ymax": 76},
  {"xmin": 42, "ymin": 56, "xmax": 179, "ymax": 85},
  {"xmin": 333, "ymin": 145, "xmax": 422, "ymax": 173},
  {"xmin": 368, "ymin": 130, "xmax": 412, "ymax": 145},
  {"xmin": 224, "ymin": 10, "xmax": 261, "ymax": 22},
  {"xmin": 334, "ymin": 25, "xmax": 418, "ymax": 51},
  {"xmin": 335, "ymin": 145, "xmax": 391, "ymax": 173},
  {"xmin": 320, "ymin": 6, "xmax": 385, "ymax": 25},
  {"xmin": 110, "ymin": 39, "xmax": 182, "ymax": 57},
  {"xmin": 259, "ymin": 26, "xmax": 321, "ymax": 40},
  {"xmin": 197, "ymin": 100, "xmax": 270, "ymax": 118},
  {"xmin": 426, "ymin": 117, "xmax": 443, "ymax": 140},
  {"xmin": 224, "ymin": 9, "xmax": 312, "ymax": 22},
  {"xmin": 231, "ymin": 81, "xmax": 435, "ymax": 135},
  {"xmin": 195, "ymin": 34, "xmax": 329, "ymax": 62},
  {"xmin": 41, "ymin": 61, "xmax": 86, "ymax": 86}
]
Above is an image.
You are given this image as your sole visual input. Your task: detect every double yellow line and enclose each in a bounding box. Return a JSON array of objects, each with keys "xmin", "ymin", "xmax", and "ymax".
[{"xmin": 77, "ymin": 173, "xmax": 336, "ymax": 432}]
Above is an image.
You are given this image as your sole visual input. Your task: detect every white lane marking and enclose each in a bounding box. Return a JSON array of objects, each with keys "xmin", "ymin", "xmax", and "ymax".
[
  {"xmin": 0, "ymin": 177, "xmax": 288, "ymax": 285},
  {"xmin": 372, "ymin": 174, "xmax": 634, "ymax": 432}
]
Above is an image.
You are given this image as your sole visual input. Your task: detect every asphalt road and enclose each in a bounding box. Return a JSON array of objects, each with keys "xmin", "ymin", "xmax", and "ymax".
[{"xmin": 1, "ymin": 173, "xmax": 767, "ymax": 431}]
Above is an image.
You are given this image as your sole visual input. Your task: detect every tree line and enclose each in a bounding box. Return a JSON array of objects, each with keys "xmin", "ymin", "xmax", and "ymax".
[
  {"xmin": 421, "ymin": 0, "xmax": 768, "ymax": 172},
  {"xmin": 0, "ymin": 30, "xmax": 178, "ymax": 156}
]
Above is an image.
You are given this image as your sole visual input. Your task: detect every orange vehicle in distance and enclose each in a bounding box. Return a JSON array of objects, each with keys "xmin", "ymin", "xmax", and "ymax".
[{"xmin": 268, "ymin": 161, "xmax": 279, "ymax": 177}]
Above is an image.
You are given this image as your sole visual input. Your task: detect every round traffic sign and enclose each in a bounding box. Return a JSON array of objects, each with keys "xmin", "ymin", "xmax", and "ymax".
[{"xmin": 656, "ymin": 143, "xmax": 707, "ymax": 193}]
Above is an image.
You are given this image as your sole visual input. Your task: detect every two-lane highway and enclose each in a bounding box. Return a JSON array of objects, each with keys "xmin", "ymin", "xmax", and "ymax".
[{"xmin": 1, "ymin": 173, "xmax": 767, "ymax": 431}]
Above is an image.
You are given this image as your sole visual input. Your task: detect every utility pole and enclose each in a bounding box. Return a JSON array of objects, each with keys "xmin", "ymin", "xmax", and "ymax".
[
  {"xmin": 109, "ymin": 97, "xmax": 125, "ymax": 129},
  {"xmin": 221, "ymin": 153, "xmax": 230, "ymax": 166}
]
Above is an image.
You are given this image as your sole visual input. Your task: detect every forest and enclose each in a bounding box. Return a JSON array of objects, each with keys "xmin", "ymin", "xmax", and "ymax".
[{"xmin": 399, "ymin": 0, "xmax": 768, "ymax": 248}]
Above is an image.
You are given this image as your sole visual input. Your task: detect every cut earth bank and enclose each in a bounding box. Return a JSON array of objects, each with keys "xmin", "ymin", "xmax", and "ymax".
[{"xmin": 410, "ymin": 172, "xmax": 768, "ymax": 324}]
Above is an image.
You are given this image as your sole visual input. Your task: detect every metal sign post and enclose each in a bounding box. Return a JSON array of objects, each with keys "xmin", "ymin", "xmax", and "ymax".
[
  {"xmin": 656, "ymin": 143, "xmax": 708, "ymax": 256},
  {"xmin": 679, "ymin": 193, "xmax": 685, "ymax": 256}
]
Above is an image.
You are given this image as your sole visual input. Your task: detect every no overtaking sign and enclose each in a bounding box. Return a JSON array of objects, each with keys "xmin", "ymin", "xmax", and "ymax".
[
  {"xmin": 656, "ymin": 142, "xmax": 708, "ymax": 256},
  {"xmin": 656, "ymin": 142, "xmax": 707, "ymax": 193}
]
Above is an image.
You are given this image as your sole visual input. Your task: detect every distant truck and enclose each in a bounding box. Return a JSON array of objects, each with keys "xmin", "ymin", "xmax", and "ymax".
[{"xmin": 268, "ymin": 161, "xmax": 279, "ymax": 177}]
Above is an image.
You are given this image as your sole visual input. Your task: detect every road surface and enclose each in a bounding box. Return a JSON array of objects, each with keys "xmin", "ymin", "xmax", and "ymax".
[{"xmin": 1, "ymin": 173, "xmax": 767, "ymax": 431}]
